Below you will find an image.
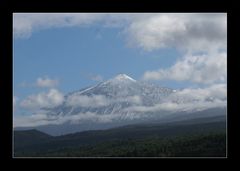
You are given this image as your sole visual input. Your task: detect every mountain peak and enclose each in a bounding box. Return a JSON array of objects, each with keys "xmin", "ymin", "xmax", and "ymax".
[{"xmin": 113, "ymin": 74, "xmax": 136, "ymax": 82}]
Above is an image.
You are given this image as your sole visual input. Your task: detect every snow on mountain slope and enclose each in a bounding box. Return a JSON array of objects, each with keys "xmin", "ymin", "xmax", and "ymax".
[{"xmin": 45, "ymin": 74, "xmax": 174, "ymax": 121}]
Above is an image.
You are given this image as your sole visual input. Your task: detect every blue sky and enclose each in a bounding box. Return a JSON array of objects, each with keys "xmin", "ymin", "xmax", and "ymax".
[
  {"xmin": 14, "ymin": 26, "xmax": 182, "ymax": 95},
  {"xmin": 13, "ymin": 13, "xmax": 227, "ymax": 117}
]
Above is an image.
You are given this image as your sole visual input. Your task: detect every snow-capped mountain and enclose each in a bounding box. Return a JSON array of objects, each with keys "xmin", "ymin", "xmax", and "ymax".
[
  {"xmin": 17, "ymin": 74, "xmax": 226, "ymax": 135},
  {"xmin": 46, "ymin": 74, "xmax": 173, "ymax": 120}
]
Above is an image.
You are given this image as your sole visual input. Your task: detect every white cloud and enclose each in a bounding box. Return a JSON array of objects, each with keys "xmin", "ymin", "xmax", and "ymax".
[
  {"xmin": 14, "ymin": 112, "xmax": 51, "ymax": 127},
  {"xmin": 126, "ymin": 95, "xmax": 142, "ymax": 104},
  {"xmin": 36, "ymin": 77, "xmax": 59, "ymax": 88},
  {"xmin": 20, "ymin": 89, "xmax": 64, "ymax": 110},
  {"xmin": 13, "ymin": 13, "xmax": 226, "ymax": 53},
  {"xmin": 64, "ymin": 112, "xmax": 114, "ymax": 124},
  {"xmin": 116, "ymin": 95, "xmax": 142, "ymax": 105},
  {"xmin": 66, "ymin": 94, "xmax": 109, "ymax": 107},
  {"xmin": 13, "ymin": 13, "xmax": 149, "ymax": 38},
  {"xmin": 125, "ymin": 13, "xmax": 226, "ymax": 52},
  {"xmin": 166, "ymin": 84, "xmax": 227, "ymax": 102},
  {"xmin": 19, "ymin": 77, "xmax": 59, "ymax": 88},
  {"xmin": 14, "ymin": 111, "xmax": 116, "ymax": 127},
  {"xmin": 80, "ymin": 73, "xmax": 104, "ymax": 82},
  {"xmin": 86, "ymin": 74, "xmax": 103, "ymax": 82},
  {"xmin": 90, "ymin": 75, "xmax": 103, "ymax": 81},
  {"xmin": 19, "ymin": 81, "xmax": 29, "ymax": 88},
  {"xmin": 127, "ymin": 84, "xmax": 227, "ymax": 113},
  {"xmin": 127, "ymin": 100, "xmax": 226, "ymax": 114},
  {"xmin": 13, "ymin": 13, "xmax": 108, "ymax": 38},
  {"xmin": 143, "ymin": 51, "xmax": 227, "ymax": 84}
]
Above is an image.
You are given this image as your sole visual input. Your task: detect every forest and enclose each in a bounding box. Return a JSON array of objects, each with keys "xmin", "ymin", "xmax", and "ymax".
[
  {"xmin": 14, "ymin": 115, "xmax": 226, "ymax": 157},
  {"xmin": 15, "ymin": 132, "xmax": 226, "ymax": 157}
]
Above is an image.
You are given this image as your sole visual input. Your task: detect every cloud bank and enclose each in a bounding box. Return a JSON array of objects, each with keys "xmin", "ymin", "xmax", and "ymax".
[
  {"xmin": 15, "ymin": 84, "xmax": 226, "ymax": 127},
  {"xmin": 14, "ymin": 111, "xmax": 118, "ymax": 127},
  {"xmin": 13, "ymin": 13, "xmax": 226, "ymax": 53},
  {"xmin": 125, "ymin": 13, "xmax": 226, "ymax": 52},
  {"xmin": 36, "ymin": 77, "xmax": 59, "ymax": 88},
  {"xmin": 20, "ymin": 89, "xmax": 64, "ymax": 110},
  {"xmin": 143, "ymin": 51, "xmax": 227, "ymax": 84},
  {"xmin": 19, "ymin": 76, "xmax": 59, "ymax": 88},
  {"xmin": 66, "ymin": 94, "xmax": 109, "ymax": 107},
  {"xmin": 126, "ymin": 84, "xmax": 227, "ymax": 113},
  {"xmin": 13, "ymin": 13, "xmax": 108, "ymax": 38}
]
